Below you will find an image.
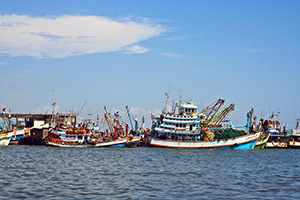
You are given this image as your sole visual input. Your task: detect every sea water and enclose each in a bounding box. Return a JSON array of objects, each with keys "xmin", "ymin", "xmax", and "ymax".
[{"xmin": 0, "ymin": 146, "xmax": 299, "ymax": 199}]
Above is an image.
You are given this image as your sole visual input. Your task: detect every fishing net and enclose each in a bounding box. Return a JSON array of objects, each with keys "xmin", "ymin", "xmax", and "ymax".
[{"xmin": 213, "ymin": 129, "xmax": 246, "ymax": 141}]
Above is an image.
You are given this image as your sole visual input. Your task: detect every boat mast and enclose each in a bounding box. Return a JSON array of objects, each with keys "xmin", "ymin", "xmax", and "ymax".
[
  {"xmin": 104, "ymin": 106, "xmax": 115, "ymax": 133},
  {"xmin": 51, "ymin": 89, "xmax": 56, "ymax": 124},
  {"xmin": 126, "ymin": 105, "xmax": 134, "ymax": 130},
  {"xmin": 178, "ymin": 92, "xmax": 182, "ymax": 113},
  {"xmin": 162, "ymin": 92, "xmax": 169, "ymax": 115}
]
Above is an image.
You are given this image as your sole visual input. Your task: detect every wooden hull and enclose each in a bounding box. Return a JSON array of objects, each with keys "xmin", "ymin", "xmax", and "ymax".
[
  {"xmin": 0, "ymin": 131, "xmax": 14, "ymax": 146},
  {"xmin": 254, "ymin": 133, "xmax": 270, "ymax": 149},
  {"xmin": 125, "ymin": 137, "xmax": 140, "ymax": 147},
  {"xmin": 149, "ymin": 132, "xmax": 259, "ymax": 149},
  {"xmin": 94, "ymin": 138, "xmax": 127, "ymax": 148}
]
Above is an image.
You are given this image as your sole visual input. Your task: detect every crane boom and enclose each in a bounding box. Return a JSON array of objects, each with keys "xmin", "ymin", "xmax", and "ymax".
[
  {"xmin": 201, "ymin": 99, "xmax": 225, "ymax": 125},
  {"xmin": 104, "ymin": 106, "xmax": 115, "ymax": 133},
  {"xmin": 209, "ymin": 103, "xmax": 235, "ymax": 127}
]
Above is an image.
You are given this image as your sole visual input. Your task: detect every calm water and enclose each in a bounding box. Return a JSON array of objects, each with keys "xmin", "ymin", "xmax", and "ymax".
[{"xmin": 0, "ymin": 146, "xmax": 300, "ymax": 200}]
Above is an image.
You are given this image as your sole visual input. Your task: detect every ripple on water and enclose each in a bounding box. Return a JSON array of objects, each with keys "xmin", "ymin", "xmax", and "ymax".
[{"xmin": 1, "ymin": 146, "xmax": 300, "ymax": 199}]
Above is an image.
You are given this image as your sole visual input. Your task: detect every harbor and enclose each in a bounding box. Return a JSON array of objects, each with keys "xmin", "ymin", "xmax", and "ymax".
[
  {"xmin": 1, "ymin": 95, "xmax": 299, "ymax": 150},
  {"xmin": 1, "ymin": 1, "xmax": 299, "ymax": 199}
]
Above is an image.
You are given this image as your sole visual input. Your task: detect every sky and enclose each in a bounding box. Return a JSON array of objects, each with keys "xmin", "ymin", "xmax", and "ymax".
[{"xmin": 0, "ymin": 0, "xmax": 299, "ymax": 129}]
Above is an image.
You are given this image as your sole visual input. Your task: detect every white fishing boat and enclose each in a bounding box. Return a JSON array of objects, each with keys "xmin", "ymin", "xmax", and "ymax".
[
  {"xmin": 265, "ymin": 114, "xmax": 289, "ymax": 148},
  {"xmin": 149, "ymin": 133, "xmax": 259, "ymax": 149},
  {"xmin": 94, "ymin": 137, "xmax": 127, "ymax": 147},
  {"xmin": 148, "ymin": 95, "xmax": 259, "ymax": 149}
]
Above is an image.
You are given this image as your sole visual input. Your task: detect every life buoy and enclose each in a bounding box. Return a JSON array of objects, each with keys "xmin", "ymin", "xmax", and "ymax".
[{"xmin": 233, "ymin": 143, "xmax": 239, "ymax": 148}]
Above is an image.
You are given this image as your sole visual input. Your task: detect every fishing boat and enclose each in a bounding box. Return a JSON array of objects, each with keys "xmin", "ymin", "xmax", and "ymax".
[
  {"xmin": 125, "ymin": 135, "xmax": 141, "ymax": 147},
  {"xmin": 46, "ymin": 126, "xmax": 92, "ymax": 148},
  {"xmin": 0, "ymin": 108, "xmax": 14, "ymax": 146},
  {"xmin": 265, "ymin": 113, "xmax": 289, "ymax": 148},
  {"xmin": 287, "ymin": 119, "xmax": 300, "ymax": 148},
  {"xmin": 9, "ymin": 128, "xmax": 25, "ymax": 145},
  {"xmin": 0, "ymin": 131, "xmax": 14, "ymax": 146},
  {"xmin": 288, "ymin": 130, "xmax": 300, "ymax": 148},
  {"xmin": 94, "ymin": 137, "xmax": 127, "ymax": 147},
  {"xmin": 148, "ymin": 96, "xmax": 259, "ymax": 149},
  {"xmin": 254, "ymin": 133, "xmax": 270, "ymax": 149},
  {"xmin": 265, "ymin": 129, "xmax": 289, "ymax": 148}
]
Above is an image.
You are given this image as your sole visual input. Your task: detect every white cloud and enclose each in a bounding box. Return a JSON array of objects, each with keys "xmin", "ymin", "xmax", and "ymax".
[
  {"xmin": 0, "ymin": 61, "xmax": 7, "ymax": 65},
  {"xmin": 36, "ymin": 106, "xmax": 53, "ymax": 114},
  {"xmin": 0, "ymin": 14, "xmax": 165, "ymax": 58},
  {"xmin": 129, "ymin": 107, "xmax": 148, "ymax": 116},
  {"xmin": 162, "ymin": 52, "xmax": 184, "ymax": 59},
  {"xmin": 162, "ymin": 36, "xmax": 183, "ymax": 41},
  {"xmin": 124, "ymin": 45, "xmax": 149, "ymax": 54}
]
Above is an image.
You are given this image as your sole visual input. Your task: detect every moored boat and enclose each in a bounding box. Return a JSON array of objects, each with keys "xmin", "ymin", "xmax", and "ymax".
[
  {"xmin": 94, "ymin": 137, "xmax": 127, "ymax": 147},
  {"xmin": 287, "ymin": 120, "xmax": 300, "ymax": 148},
  {"xmin": 148, "ymin": 96, "xmax": 259, "ymax": 149},
  {"xmin": 149, "ymin": 132, "xmax": 259, "ymax": 149},
  {"xmin": 125, "ymin": 135, "xmax": 141, "ymax": 147},
  {"xmin": 9, "ymin": 128, "xmax": 25, "ymax": 145},
  {"xmin": 264, "ymin": 114, "xmax": 289, "ymax": 148},
  {"xmin": 46, "ymin": 126, "xmax": 92, "ymax": 148},
  {"xmin": 254, "ymin": 133, "xmax": 270, "ymax": 149},
  {"xmin": 0, "ymin": 131, "xmax": 14, "ymax": 146}
]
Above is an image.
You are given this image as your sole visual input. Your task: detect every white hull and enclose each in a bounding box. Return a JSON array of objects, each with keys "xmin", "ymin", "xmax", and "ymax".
[
  {"xmin": 0, "ymin": 131, "xmax": 14, "ymax": 146},
  {"xmin": 266, "ymin": 142, "xmax": 288, "ymax": 148},
  {"xmin": 150, "ymin": 132, "xmax": 260, "ymax": 149},
  {"xmin": 46, "ymin": 141, "xmax": 91, "ymax": 148},
  {"xmin": 95, "ymin": 138, "xmax": 127, "ymax": 147},
  {"xmin": 288, "ymin": 141, "xmax": 300, "ymax": 148}
]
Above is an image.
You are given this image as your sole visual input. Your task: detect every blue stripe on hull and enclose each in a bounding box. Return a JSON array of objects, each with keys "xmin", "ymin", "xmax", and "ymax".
[
  {"xmin": 233, "ymin": 140, "xmax": 257, "ymax": 150},
  {"xmin": 198, "ymin": 140, "xmax": 258, "ymax": 150},
  {"xmin": 108, "ymin": 143, "xmax": 126, "ymax": 148},
  {"xmin": 127, "ymin": 141, "xmax": 139, "ymax": 145},
  {"xmin": 10, "ymin": 135, "xmax": 24, "ymax": 141}
]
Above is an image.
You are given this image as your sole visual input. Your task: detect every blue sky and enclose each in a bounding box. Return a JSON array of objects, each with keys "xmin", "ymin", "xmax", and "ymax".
[{"xmin": 1, "ymin": 0, "xmax": 299, "ymax": 128}]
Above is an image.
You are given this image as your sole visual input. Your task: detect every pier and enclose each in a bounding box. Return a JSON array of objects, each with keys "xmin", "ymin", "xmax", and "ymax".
[{"xmin": 6, "ymin": 113, "xmax": 77, "ymax": 145}]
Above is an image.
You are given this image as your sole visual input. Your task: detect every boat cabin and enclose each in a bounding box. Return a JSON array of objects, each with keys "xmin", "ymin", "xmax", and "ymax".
[{"xmin": 179, "ymin": 102, "xmax": 198, "ymax": 116}]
